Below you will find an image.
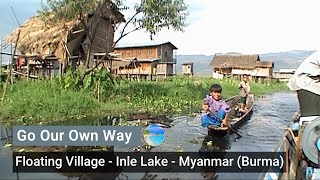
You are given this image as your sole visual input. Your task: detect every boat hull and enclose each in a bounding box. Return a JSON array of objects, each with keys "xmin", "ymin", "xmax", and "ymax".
[{"xmin": 207, "ymin": 95, "xmax": 254, "ymax": 136}]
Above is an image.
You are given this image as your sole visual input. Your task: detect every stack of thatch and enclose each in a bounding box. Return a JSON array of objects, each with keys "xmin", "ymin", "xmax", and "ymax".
[
  {"xmin": 5, "ymin": 0, "xmax": 125, "ymax": 62},
  {"xmin": 5, "ymin": 16, "xmax": 81, "ymax": 61},
  {"xmin": 210, "ymin": 54, "xmax": 260, "ymax": 69}
]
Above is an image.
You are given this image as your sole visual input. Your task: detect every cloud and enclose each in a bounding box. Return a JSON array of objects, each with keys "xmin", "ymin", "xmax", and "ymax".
[
  {"xmin": 2, "ymin": 0, "xmax": 320, "ymax": 55},
  {"xmin": 116, "ymin": 0, "xmax": 320, "ymax": 55}
]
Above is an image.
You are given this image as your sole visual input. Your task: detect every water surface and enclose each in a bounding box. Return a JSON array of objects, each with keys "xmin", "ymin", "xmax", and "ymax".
[{"xmin": 0, "ymin": 92, "xmax": 299, "ymax": 180}]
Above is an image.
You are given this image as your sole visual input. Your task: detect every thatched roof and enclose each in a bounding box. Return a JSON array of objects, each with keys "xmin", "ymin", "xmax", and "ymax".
[
  {"xmin": 5, "ymin": 0, "xmax": 125, "ymax": 61},
  {"xmin": 112, "ymin": 60, "xmax": 133, "ymax": 68},
  {"xmin": 112, "ymin": 59, "xmax": 141, "ymax": 69},
  {"xmin": 111, "ymin": 57, "xmax": 159, "ymax": 69},
  {"xmin": 5, "ymin": 17, "xmax": 80, "ymax": 60},
  {"xmin": 256, "ymin": 61, "xmax": 274, "ymax": 68},
  {"xmin": 210, "ymin": 54, "xmax": 260, "ymax": 69}
]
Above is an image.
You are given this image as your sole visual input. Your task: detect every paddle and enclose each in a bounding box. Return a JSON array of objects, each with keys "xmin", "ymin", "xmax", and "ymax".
[{"xmin": 207, "ymin": 109, "xmax": 242, "ymax": 138}]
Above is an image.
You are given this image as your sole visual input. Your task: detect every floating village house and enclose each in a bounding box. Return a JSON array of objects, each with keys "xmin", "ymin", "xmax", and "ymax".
[
  {"xmin": 182, "ymin": 62, "xmax": 194, "ymax": 76},
  {"xmin": 210, "ymin": 54, "xmax": 274, "ymax": 81},
  {"xmin": 273, "ymin": 69, "xmax": 296, "ymax": 82},
  {"xmin": 4, "ymin": 0, "xmax": 125, "ymax": 78},
  {"xmin": 112, "ymin": 42, "xmax": 178, "ymax": 80}
]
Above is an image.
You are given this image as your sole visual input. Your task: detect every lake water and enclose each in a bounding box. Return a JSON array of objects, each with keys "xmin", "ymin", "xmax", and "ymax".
[{"xmin": 0, "ymin": 92, "xmax": 299, "ymax": 180}]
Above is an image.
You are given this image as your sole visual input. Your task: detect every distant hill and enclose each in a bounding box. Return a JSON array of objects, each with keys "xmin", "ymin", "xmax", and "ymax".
[
  {"xmin": 176, "ymin": 54, "xmax": 213, "ymax": 76},
  {"xmin": 176, "ymin": 50, "xmax": 315, "ymax": 76},
  {"xmin": 259, "ymin": 50, "xmax": 314, "ymax": 70}
]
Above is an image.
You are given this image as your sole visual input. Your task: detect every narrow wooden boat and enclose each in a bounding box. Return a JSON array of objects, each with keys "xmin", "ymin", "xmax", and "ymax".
[
  {"xmin": 207, "ymin": 95, "xmax": 254, "ymax": 136},
  {"xmin": 258, "ymin": 128, "xmax": 294, "ymax": 180},
  {"xmin": 259, "ymin": 116, "xmax": 320, "ymax": 180}
]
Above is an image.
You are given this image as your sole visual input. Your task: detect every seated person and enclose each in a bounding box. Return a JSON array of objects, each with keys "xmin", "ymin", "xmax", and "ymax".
[{"xmin": 201, "ymin": 84, "xmax": 230, "ymax": 128}]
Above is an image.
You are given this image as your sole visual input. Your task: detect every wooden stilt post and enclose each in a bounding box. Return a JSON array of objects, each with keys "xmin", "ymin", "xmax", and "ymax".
[
  {"xmin": 10, "ymin": 43, "xmax": 13, "ymax": 84},
  {"xmin": 0, "ymin": 39, "xmax": 2, "ymax": 76},
  {"xmin": 131, "ymin": 65, "xmax": 133, "ymax": 81},
  {"xmin": 283, "ymin": 140, "xmax": 289, "ymax": 179},
  {"xmin": 26, "ymin": 58, "xmax": 29, "ymax": 81},
  {"xmin": 2, "ymin": 30, "xmax": 20, "ymax": 104}
]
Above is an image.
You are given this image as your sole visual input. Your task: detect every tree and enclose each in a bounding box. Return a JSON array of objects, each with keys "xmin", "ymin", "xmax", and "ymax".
[
  {"xmin": 114, "ymin": 0, "xmax": 188, "ymax": 45},
  {"xmin": 39, "ymin": 0, "xmax": 123, "ymax": 70},
  {"xmin": 38, "ymin": 0, "xmax": 188, "ymax": 87},
  {"xmin": 39, "ymin": 0, "xmax": 188, "ymax": 59}
]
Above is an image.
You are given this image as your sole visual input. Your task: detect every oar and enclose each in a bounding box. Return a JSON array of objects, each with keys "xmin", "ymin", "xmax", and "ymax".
[{"xmin": 207, "ymin": 109, "xmax": 242, "ymax": 138}]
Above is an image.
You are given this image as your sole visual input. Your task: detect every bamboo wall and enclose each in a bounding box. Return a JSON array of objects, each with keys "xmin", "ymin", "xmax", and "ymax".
[
  {"xmin": 231, "ymin": 68, "xmax": 272, "ymax": 77},
  {"xmin": 116, "ymin": 62, "xmax": 156, "ymax": 75},
  {"xmin": 157, "ymin": 64, "xmax": 173, "ymax": 75},
  {"xmin": 113, "ymin": 43, "xmax": 177, "ymax": 77},
  {"xmin": 182, "ymin": 64, "xmax": 193, "ymax": 75},
  {"xmin": 273, "ymin": 72, "xmax": 294, "ymax": 80},
  {"xmin": 114, "ymin": 47, "xmax": 158, "ymax": 60},
  {"xmin": 158, "ymin": 44, "xmax": 175, "ymax": 63}
]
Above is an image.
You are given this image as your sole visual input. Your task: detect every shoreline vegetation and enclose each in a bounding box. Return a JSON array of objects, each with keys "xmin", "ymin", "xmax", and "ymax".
[{"xmin": 0, "ymin": 76, "xmax": 289, "ymax": 126}]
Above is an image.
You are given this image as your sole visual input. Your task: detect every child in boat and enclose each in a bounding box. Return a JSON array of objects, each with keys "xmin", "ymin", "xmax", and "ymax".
[
  {"xmin": 201, "ymin": 84, "xmax": 230, "ymax": 128},
  {"xmin": 238, "ymin": 74, "xmax": 250, "ymax": 112}
]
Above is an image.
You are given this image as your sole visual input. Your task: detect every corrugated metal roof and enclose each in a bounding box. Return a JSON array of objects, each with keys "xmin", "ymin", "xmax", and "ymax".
[
  {"xmin": 279, "ymin": 69, "xmax": 296, "ymax": 73},
  {"xmin": 113, "ymin": 58, "xmax": 159, "ymax": 62},
  {"xmin": 182, "ymin": 62, "xmax": 194, "ymax": 65},
  {"xmin": 115, "ymin": 41, "xmax": 178, "ymax": 49}
]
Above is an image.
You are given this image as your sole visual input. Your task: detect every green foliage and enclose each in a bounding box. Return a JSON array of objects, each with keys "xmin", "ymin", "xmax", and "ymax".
[
  {"xmin": 0, "ymin": 80, "xmax": 99, "ymax": 124},
  {"xmin": 39, "ymin": 0, "xmax": 188, "ymax": 40},
  {"xmin": 38, "ymin": 0, "xmax": 100, "ymax": 24},
  {"xmin": 0, "ymin": 67, "xmax": 5, "ymax": 75},
  {"xmin": 0, "ymin": 68, "xmax": 7, "ymax": 89},
  {"xmin": 0, "ymin": 76, "xmax": 289, "ymax": 125},
  {"xmin": 135, "ymin": 0, "xmax": 188, "ymax": 37},
  {"xmin": 106, "ymin": 76, "xmax": 289, "ymax": 115},
  {"xmin": 39, "ymin": 0, "xmax": 128, "ymax": 24},
  {"xmin": 53, "ymin": 66, "xmax": 116, "ymax": 101},
  {"xmin": 0, "ymin": 76, "xmax": 4, "ymax": 89}
]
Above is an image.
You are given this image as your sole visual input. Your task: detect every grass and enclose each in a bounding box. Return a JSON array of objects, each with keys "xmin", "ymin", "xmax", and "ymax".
[
  {"xmin": 0, "ymin": 76, "xmax": 289, "ymax": 125},
  {"xmin": 0, "ymin": 80, "xmax": 99, "ymax": 125}
]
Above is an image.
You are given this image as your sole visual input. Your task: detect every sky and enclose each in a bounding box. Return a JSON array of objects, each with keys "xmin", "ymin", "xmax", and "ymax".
[{"xmin": 1, "ymin": 0, "xmax": 320, "ymax": 56}]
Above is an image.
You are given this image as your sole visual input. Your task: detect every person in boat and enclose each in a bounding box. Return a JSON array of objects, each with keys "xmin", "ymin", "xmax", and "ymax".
[
  {"xmin": 201, "ymin": 84, "xmax": 230, "ymax": 128},
  {"xmin": 287, "ymin": 50, "xmax": 320, "ymax": 119},
  {"xmin": 238, "ymin": 74, "xmax": 250, "ymax": 112}
]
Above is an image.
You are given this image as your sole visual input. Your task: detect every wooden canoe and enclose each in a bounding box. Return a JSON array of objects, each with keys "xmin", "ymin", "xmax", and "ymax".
[
  {"xmin": 207, "ymin": 95, "xmax": 254, "ymax": 136},
  {"xmin": 258, "ymin": 127, "xmax": 298, "ymax": 180}
]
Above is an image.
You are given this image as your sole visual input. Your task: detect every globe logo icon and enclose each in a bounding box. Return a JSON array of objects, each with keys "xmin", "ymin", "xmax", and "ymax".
[{"xmin": 143, "ymin": 124, "xmax": 165, "ymax": 146}]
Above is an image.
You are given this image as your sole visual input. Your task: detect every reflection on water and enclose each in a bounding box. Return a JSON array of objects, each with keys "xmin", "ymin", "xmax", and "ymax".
[
  {"xmin": 198, "ymin": 136, "xmax": 230, "ymax": 180},
  {"xmin": 0, "ymin": 124, "xmax": 11, "ymax": 147},
  {"xmin": 0, "ymin": 92, "xmax": 299, "ymax": 180},
  {"xmin": 232, "ymin": 92, "xmax": 299, "ymax": 152}
]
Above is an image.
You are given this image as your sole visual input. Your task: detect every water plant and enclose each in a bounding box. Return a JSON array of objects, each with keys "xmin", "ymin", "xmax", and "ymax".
[{"xmin": 0, "ymin": 76, "xmax": 289, "ymax": 125}]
